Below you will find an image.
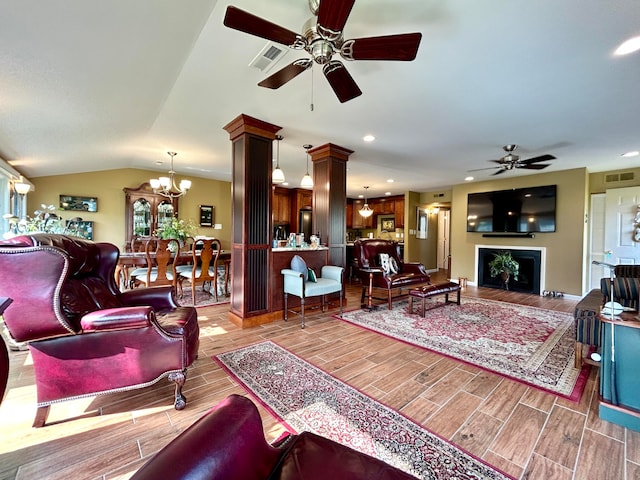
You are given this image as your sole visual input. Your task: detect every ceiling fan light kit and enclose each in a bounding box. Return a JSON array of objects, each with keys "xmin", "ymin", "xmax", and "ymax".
[{"xmin": 223, "ymin": 0, "xmax": 422, "ymax": 103}]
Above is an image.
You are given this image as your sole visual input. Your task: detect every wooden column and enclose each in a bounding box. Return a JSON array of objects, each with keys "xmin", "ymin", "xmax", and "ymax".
[
  {"xmin": 223, "ymin": 114, "xmax": 281, "ymax": 328},
  {"xmin": 308, "ymin": 143, "xmax": 353, "ymax": 268}
]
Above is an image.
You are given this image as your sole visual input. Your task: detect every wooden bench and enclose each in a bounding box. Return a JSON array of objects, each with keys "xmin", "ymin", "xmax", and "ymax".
[{"xmin": 408, "ymin": 282, "xmax": 461, "ymax": 316}]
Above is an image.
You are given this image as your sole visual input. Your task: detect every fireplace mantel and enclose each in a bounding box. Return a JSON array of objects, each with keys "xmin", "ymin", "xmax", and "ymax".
[{"xmin": 474, "ymin": 244, "xmax": 546, "ymax": 295}]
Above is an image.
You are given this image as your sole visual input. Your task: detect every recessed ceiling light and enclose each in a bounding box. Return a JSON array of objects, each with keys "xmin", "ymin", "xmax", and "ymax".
[
  {"xmin": 621, "ymin": 151, "xmax": 639, "ymax": 157},
  {"xmin": 386, "ymin": 179, "xmax": 394, "ymax": 183},
  {"xmin": 385, "ymin": 192, "xmax": 391, "ymax": 196},
  {"xmin": 465, "ymin": 176, "xmax": 474, "ymax": 181},
  {"xmin": 615, "ymin": 36, "xmax": 640, "ymax": 56},
  {"xmin": 363, "ymin": 134, "xmax": 375, "ymax": 142},
  {"xmin": 358, "ymin": 194, "xmax": 364, "ymax": 198}
]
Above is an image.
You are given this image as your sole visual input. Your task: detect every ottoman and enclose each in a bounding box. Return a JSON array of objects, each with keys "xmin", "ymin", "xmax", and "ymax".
[{"xmin": 408, "ymin": 282, "xmax": 461, "ymax": 317}]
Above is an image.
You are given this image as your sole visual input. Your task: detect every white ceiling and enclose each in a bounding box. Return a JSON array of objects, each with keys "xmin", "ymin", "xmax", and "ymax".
[{"xmin": 1, "ymin": 0, "xmax": 639, "ymax": 198}]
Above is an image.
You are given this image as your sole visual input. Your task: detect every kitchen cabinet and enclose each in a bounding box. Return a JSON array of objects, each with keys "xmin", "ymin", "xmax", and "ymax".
[
  {"xmin": 394, "ymin": 197, "xmax": 405, "ymax": 228},
  {"xmin": 123, "ymin": 183, "xmax": 179, "ymax": 250},
  {"xmin": 290, "ymin": 188, "xmax": 313, "ymax": 233},
  {"xmin": 272, "ymin": 186, "xmax": 291, "ymax": 225},
  {"xmin": 346, "ymin": 200, "xmax": 353, "ymax": 228}
]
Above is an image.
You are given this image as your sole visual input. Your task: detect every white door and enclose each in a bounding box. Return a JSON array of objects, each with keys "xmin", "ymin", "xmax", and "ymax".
[
  {"xmin": 589, "ymin": 193, "xmax": 606, "ymax": 290},
  {"xmin": 437, "ymin": 209, "xmax": 450, "ymax": 272},
  {"xmin": 603, "ymin": 186, "xmax": 640, "ymax": 266}
]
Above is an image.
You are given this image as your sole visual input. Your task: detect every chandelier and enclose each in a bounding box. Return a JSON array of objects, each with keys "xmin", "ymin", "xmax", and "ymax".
[
  {"xmin": 150, "ymin": 151, "xmax": 192, "ymax": 199},
  {"xmin": 300, "ymin": 144, "xmax": 314, "ymax": 188},
  {"xmin": 359, "ymin": 186, "xmax": 373, "ymax": 218}
]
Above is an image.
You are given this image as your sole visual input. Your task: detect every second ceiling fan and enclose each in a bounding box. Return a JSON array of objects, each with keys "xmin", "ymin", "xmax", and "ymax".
[{"xmin": 223, "ymin": 0, "xmax": 422, "ymax": 103}]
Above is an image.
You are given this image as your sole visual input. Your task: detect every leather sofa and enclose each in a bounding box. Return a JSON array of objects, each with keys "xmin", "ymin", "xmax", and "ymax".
[
  {"xmin": 130, "ymin": 394, "xmax": 416, "ymax": 480},
  {"xmin": 353, "ymin": 239, "xmax": 431, "ymax": 309},
  {"xmin": 0, "ymin": 234, "xmax": 199, "ymax": 427}
]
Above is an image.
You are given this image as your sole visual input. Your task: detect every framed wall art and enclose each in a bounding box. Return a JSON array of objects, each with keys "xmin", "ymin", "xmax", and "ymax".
[
  {"xmin": 59, "ymin": 195, "xmax": 97, "ymax": 212},
  {"xmin": 381, "ymin": 218, "xmax": 395, "ymax": 231},
  {"xmin": 199, "ymin": 205, "xmax": 214, "ymax": 227}
]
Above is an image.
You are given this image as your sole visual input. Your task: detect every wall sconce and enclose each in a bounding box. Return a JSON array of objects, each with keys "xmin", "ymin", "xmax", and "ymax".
[{"xmin": 429, "ymin": 206, "xmax": 440, "ymax": 215}]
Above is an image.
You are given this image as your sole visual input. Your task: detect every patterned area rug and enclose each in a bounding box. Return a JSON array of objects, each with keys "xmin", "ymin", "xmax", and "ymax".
[
  {"xmin": 177, "ymin": 282, "xmax": 229, "ymax": 307},
  {"xmin": 338, "ymin": 298, "xmax": 588, "ymax": 400},
  {"xmin": 215, "ymin": 341, "xmax": 514, "ymax": 480}
]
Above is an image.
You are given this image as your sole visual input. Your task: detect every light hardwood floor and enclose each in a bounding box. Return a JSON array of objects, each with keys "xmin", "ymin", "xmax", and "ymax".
[{"xmin": 1, "ymin": 273, "xmax": 638, "ymax": 480}]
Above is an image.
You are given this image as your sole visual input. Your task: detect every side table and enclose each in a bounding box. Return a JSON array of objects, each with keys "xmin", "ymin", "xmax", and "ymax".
[{"xmin": 359, "ymin": 267, "xmax": 383, "ymax": 311}]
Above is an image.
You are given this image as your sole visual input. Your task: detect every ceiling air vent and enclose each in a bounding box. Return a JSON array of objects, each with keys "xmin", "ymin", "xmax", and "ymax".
[{"xmin": 248, "ymin": 42, "xmax": 286, "ymax": 73}]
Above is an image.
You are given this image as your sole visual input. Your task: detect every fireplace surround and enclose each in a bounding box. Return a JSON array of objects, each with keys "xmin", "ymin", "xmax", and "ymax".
[{"xmin": 475, "ymin": 245, "xmax": 546, "ymax": 295}]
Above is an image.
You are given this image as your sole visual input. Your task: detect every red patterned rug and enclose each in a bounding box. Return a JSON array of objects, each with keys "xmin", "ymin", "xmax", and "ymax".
[
  {"xmin": 214, "ymin": 341, "xmax": 514, "ymax": 480},
  {"xmin": 337, "ymin": 298, "xmax": 588, "ymax": 400}
]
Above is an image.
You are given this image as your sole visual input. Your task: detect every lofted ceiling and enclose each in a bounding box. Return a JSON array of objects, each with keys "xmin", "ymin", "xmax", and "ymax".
[{"xmin": 0, "ymin": 0, "xmax": 639, "ymax": 198}]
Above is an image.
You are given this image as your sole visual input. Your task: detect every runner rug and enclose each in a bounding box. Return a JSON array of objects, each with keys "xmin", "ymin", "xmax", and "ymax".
[
  {"xmin": 214, "ymin": 340, "xmax": 514, "ymax": 480},
  {"xmin": 337, "ymin": 297, "xmax": 588, "ymax": 400}
]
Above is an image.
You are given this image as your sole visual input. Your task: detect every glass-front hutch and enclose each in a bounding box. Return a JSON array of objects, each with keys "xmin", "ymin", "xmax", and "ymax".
[{"xmin": 123, "ymin": 183, "xmax": 179, "ymax": 251}]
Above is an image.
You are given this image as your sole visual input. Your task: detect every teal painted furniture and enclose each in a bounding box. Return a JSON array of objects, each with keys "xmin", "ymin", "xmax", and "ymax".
[{"xmin": 599, "ymin": 314, "xmax": 640, "ymax": 432}]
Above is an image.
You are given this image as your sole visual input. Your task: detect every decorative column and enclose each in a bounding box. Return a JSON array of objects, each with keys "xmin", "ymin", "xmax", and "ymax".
[
  {"xmin": 223, "ymin": 114, "xmax": 281, "ymax": 327},
  {"xmin": 308, "ymin": 143, "xmax": 353, "ymax": 268}
]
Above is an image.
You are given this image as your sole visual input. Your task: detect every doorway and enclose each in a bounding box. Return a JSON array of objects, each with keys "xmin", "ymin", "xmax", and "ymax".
[{"xmin": 437, "ymin": 209, "xmax": 451, "ymax": 278}]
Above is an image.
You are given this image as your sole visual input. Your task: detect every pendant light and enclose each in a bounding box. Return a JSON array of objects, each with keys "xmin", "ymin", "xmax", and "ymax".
[
  {"xmin": 300, "ymin": 144, "xmax": 314, "ymax": 188},
  {"xmin": 359, "ymin": 186, "xmax": 373, "ymax": 218},
  {"xmin": 272, "ymin": 135, "xmax": 285, "ymax": 184}
]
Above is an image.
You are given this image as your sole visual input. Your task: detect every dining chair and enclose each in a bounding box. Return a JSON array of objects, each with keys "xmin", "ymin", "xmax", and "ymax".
[
  {"xmin": 131, "ymin": 237, "xmax": 180, "ymax": 289},
  {"xmin": 178, "ymin": 238, "xmax": 222, "ymax": 304}
]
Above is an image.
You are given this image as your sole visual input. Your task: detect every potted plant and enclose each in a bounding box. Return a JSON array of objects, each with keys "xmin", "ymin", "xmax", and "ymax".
[
  {"xmin": 488, "ymin": 251, "xmax": 520, "ymax": 290},
  {"xmin": 155, "ymin": 217, "xmax": 196, "ymax": 249}
]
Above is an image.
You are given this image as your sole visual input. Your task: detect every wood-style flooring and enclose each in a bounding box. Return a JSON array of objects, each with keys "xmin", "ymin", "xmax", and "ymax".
[{"xmin": 1, "ymin": 272, "xmax": 638, "ymax": 479}]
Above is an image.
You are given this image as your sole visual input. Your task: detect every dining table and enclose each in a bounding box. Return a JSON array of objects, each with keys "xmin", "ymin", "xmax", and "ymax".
[{"xmin": 117, "ymin": 249, "xmax": 231, "ymax": 294}]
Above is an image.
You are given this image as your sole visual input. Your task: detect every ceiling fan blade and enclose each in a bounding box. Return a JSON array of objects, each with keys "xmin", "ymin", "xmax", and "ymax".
[
  {"xmin": 258, "ymin": 60, "xmax": 312, "ymax": 89},
  {"xmin": 519, "ymin": 154, "xmax": 556, "ymax": 165},
  {"xmin": 317, "ymin": 0, "xmax": 355, "ymax": 37},
  {"xmin": 223, "ymin": 6, "xmax": 301, "ymax": 47},
  {"xmin": 492, "ymin": 169, "xmax": 507, "ymax": 176},
  {"xmin": 341, "ymin": 33, "xmax": 422, "ymax": 61},
  {"xmin": 468, "ymin": 166, "xmax": 501, "ymax": 172},
  {"xmin": 518, "ymin": 163, "xmax": 551, "ymax": 170},
  {"xmin": 323, "ymin": 60, "xmax": 362, "ymax": 103}
]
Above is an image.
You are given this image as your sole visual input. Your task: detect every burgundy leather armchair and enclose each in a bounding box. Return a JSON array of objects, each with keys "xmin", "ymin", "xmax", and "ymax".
[
  {"xmin": 131, "ymin": 394, "xmax": 416, "ymax": 480},
  {"xmin": 354, "ymin": 239, "xmax": 431, "ymax": 309},
  {"xmin": 0, "ymin": 234, "xmax": 199, "ymax": 427}
]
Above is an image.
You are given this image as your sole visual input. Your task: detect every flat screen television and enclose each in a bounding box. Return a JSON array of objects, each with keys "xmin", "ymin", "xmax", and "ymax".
[{"xmin": 466, "ymin": 184, "xmax": 557, "ymax": 233}]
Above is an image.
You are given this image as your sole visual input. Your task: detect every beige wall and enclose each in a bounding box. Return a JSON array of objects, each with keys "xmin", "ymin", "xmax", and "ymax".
[
  {"xmin": 450, "ymin": 168, "xmax": 589, "ymax": 296},
  {"xmin": 27, "ymin": 168, "xmax": 232, "ymax": 251}
]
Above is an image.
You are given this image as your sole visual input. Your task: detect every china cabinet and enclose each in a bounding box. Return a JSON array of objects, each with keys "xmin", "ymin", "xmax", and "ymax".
[{"xmin": 123, "ymin": 183, "xmax": 179, "ymax": 250}]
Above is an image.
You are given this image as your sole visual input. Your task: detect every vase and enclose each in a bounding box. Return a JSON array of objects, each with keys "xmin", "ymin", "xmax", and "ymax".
[{"xmin": 500, "ymin": 271, "xmax": 510, "ymax": 290}]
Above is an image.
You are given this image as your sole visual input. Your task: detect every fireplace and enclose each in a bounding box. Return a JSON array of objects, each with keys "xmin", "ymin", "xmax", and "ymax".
[{"xmin": 476, "ymin": 245, "xmax": 546, "ymax": 295}]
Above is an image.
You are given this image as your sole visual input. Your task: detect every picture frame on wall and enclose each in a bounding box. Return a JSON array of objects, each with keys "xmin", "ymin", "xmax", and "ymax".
[
  {"xmin": 199, "ymin": 205, "xmax": 214, "ymax": 227},
  {"xmin": 416, "ymin": 207, "xmax": 428, "ymax": 239},
  {"xmin": 59, "ymin": 195, "xmax": 97, "ymax": 212},
  {"xmin": 381, "ymin": 218, "xmax": 395, "ymax": 231}
]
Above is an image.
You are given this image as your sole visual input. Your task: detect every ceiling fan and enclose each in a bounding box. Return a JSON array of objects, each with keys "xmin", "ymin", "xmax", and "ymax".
[
  {"xmin": 223, "ymin": 0, "xmax": 422, "ymax": 103},
  {"xmin": 469, "ymin": 145, "xmax": 556, "ymax": 176}
]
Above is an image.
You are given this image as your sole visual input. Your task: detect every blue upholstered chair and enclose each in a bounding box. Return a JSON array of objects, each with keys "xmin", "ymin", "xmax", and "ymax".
[{"xmin": 281, "ymin": 255, "xmax": 344, "ymax": 328}]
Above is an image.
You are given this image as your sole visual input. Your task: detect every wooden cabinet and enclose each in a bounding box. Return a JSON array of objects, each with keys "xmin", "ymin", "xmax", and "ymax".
[
  {"xmin": 290, "ymin": 188, "xmax": 313, "ymax": 233},
  {"xmin": 346, "ymin": 200, "xmax": 353, "ymax": 228},
  {"xmin": 123, "ymin": 183, "xmax": 179, "ymax": 250},
  {"xmin": 272, "ymin": 186, "xmax": 291, "ymax": 225},
  {"xmin": 394, "ymin": 197, "xmax": 405, "ymax": 228},
  {"xmin": 297, "ymin": 189, "xmax": 312, "ymax": 210}
]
